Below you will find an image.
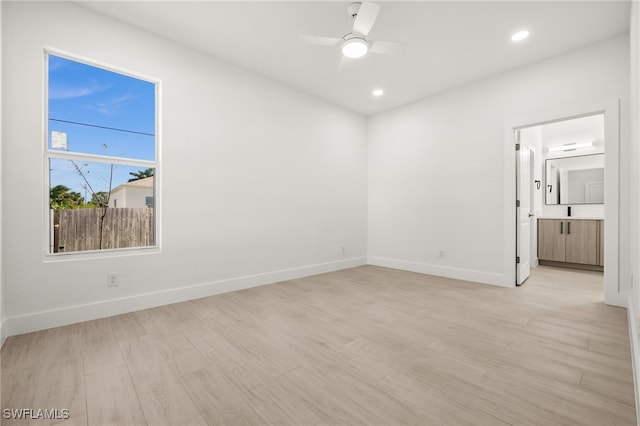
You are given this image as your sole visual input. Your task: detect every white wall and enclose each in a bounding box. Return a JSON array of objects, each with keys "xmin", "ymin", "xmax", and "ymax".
[
  {"xmin": 108, "ymin": 188, "xmax": 123, "ymax": 209},
  {"xmin": 632, "ymin": 0, "xmax": 640, "ymax": 321},
  {"xmin": 109, "ymin": 186, "xmax": 153, "ymax": 209},
  {"xmin": 368, "ymin": 35, "xmax": 630, "ymax": 288},
  {"xmin": 125, "ymin": 186, "xmax": 153, "ymax": 209},
  {"xmin": 0, "ymin": 0, "xmax": 5, "ymax": 346},
  {"xmin": 628, "ymin": 2, "xmax": 640, "ymax": 420},
  {"xmin": 2, "ymin": 1, "xmax": 368, "ymax": 335},
  {"xmin": 539, "ymin": 115, "xmax": 606, "ymax": 219},
  {"xmin": 540, "ymin": 113, "xmax": 605, "ymax": 149}
]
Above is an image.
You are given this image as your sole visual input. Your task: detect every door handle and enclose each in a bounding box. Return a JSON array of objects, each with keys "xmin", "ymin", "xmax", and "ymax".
[
  {"xmin": 560, "ymin": 222, "xmax": 563, "ymax": 234},
  {"xmin": 567, "ymin": 222, "xmax": 570, "ymax": 235},
  {"xmin": 528, "ymin": 213, "xmax": 534, "ymax": 218}
]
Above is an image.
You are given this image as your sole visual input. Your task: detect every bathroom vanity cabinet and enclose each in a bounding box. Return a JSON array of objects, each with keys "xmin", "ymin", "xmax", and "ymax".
[{"xmin": 538, "ymin": 218, "xmax": 603, "ymax": 271}]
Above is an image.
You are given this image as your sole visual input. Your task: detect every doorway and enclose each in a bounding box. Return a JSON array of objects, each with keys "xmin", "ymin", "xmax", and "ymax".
[
  {"xmin": 504, "ymin": 100, "xmax": 621, "ymax": 306},
  {"xmin": 516, "ymin": 114, "xmax": 604, "ymax": 286}
]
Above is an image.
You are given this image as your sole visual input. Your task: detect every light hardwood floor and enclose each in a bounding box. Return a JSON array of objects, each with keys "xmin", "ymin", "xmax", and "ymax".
[{"xmin": 1, "ymin": 265, "xmax": 636, "ymax": 425}]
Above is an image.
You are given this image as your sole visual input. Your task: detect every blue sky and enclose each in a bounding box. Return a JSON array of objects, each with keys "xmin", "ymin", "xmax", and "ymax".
[{"xmin": 48, "ymin": 54, "xmax": 156, "ymax": 196}]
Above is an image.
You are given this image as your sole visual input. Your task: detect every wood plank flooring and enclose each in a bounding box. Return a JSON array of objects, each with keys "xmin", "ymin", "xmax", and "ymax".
[{"xmin": 1, "ymin": 265, "xmax": 636, "ymax": 425}]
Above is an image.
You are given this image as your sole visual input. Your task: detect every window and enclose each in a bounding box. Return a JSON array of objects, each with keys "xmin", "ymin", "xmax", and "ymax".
[{"xmin": 46, "ymin": 52, "xmax": 158, "ymax": 254}]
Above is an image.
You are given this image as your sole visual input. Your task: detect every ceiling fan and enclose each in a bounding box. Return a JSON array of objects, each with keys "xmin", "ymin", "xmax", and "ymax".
[{"xmin": 300, "ymin": 2, "xmax": 403, "ymax": 69}]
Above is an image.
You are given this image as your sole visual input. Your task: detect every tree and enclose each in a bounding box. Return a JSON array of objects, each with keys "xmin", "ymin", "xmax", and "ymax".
[
  {"xmin": 50, "ymin": 185, "xmax": 84, "ymax": 209},
  {"xmin": 91, "ymin": 191, "xmax": 109, "ymax": 208},
  {"xmin": 128, "ymin": 168, "xmax": 154, "ymax": 182}
]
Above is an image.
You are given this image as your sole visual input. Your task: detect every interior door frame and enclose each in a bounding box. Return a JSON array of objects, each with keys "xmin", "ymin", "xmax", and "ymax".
[
  {"xmin": 503, "ymin": 99, "xmax": 622, "ymax": 307},
  {"xmin": 529, "ymin": 148, "xmax": 537, "ymax": 269}
]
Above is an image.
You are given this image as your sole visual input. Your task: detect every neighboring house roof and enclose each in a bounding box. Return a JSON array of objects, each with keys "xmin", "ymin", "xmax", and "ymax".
[{"xmin": 111, "ymin": 176, "xmax": 154, "ymax": 193}]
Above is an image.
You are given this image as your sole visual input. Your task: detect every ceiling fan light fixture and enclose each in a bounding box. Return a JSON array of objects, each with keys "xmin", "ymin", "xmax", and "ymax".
[{"xmin": 342, "ymin": 37, "xmax": 368, "ymax": 58}]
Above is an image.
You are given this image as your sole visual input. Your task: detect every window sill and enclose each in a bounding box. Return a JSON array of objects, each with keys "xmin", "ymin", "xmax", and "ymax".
[{"xmin": 43, "ymin": 245, "xmax": 160, "ymax": 263}]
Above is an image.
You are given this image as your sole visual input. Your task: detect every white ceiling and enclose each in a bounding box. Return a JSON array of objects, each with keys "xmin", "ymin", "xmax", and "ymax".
[{"xmin": 78, "ymin": 1, "xmax": 630, "ymax": 116}]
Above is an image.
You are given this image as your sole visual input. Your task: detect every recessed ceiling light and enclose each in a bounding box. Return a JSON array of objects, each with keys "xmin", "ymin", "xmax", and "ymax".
[
  {"xmin": 372, "ymin": 89, "xmax": 384, "ymax": 97},
  {"xmin": 342, "ymin": 38, "xmax": 368, "ymax": 59},
  {"xmin": 511, "ymin": 30, "xmax": 530, "ymax": 42}
]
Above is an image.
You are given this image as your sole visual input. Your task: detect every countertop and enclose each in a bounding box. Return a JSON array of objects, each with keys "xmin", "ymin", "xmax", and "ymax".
[{"xmin": 537, "ymin": 217, "xmax": 604, "ymax": 220}]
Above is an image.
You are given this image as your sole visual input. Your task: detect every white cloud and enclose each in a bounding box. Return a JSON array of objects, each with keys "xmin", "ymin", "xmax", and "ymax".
[
  {"xmin": 84, "ymin": 94, "xmax": 135, "ymax": 116},
  {"xmin": 49, "ymin": 82, "xmax": 109, "ymax": 100}
]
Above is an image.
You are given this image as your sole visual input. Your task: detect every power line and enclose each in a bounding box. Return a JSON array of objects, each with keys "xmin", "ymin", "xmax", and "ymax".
[{"xmin": 49, "ymin": 118, "xmax": 155, "ymax": 137}]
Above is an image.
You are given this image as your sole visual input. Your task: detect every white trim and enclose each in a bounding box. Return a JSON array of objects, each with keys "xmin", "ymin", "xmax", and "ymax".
[
  {"xmin": 44, "ymin": 46, "xmax": 162, "ymax": 85},
  {"xmin": 0, "ymin": 320, "xmax": 6, "ymax": 347},
  {"xmin": 367, "ymin": 256, "xmax": 510, "ymax": 288},
  {"xmin": 42, "ymin": 48, "xmax": 49, "ymax": 259},
  {"xmin": 627, "ymin": 295, "xmax": 640, "ymax": 426},
  {"xmin": 45, "ymin": 151, "xmax": 156, "ymax": 168},
  {"xmin": 609, "ymin": 291, "xmax": 629, "ymax": 308},
  {"xmin": 604, "ymin": 100, "xmax": 621, "ymax": 305},
  {"xmin": 0, "ymin": 0, "xmax": 4, "ymax": 351},
  {"xmin": 4, "ymin": 257, "xmax": 367, "ymax": 337},
  {"xmin": 44, "ymin": 245, "xmax": 161, "ymax": 262},
  {"xmin": 504, "ymin": 99, "xmax": 621, "ymax": 304}
]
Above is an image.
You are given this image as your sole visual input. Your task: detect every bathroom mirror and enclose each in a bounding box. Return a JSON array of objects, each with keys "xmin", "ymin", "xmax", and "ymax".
[{"xmin": 545, "ymin": 153, "xmax": 604, "ymax": 205}]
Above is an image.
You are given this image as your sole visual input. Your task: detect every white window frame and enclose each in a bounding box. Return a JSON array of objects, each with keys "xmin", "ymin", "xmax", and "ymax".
[{"xmin": 43, "ymin": 48, "xmax": 161, "ymax": 259}]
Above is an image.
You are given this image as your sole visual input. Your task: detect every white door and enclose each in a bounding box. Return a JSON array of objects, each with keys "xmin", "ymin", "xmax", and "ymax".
[
  {"xmin": 516, "ymin": 139, "xmax": 532, "ymax": 285},
  {"xmin": 546, "ymin": 164, "xmax": 558, "ymax": 204},
  {"xmin": 585, "ymin": 181, "xmax": 604, "ymax": 203}
]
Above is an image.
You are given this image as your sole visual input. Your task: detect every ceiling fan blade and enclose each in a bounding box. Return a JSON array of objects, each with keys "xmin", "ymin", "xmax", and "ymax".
[
  {"xmin": 369, "ymin": 40, "xmax": 405, "ymax": 55},
  {"xmin": 299, "ymin": 35, "xmax": 342, "ymax": 46},
  {"xmin": 352, "ymin": 2, "xmax": 380, "ymax": 37}
]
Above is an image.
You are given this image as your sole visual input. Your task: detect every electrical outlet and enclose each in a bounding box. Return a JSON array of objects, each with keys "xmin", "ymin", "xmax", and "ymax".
[
  {"xmin": 107, "ymin": 272, "xmax": 119, "ymax": 287},
  {"xmin": 439, "ymin": 250, "xmax": 445, "ymax": 258}
]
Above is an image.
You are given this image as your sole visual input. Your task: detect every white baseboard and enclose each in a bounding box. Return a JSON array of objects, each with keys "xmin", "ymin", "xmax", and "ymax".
[
  {"xmin": 367, "ymin": 256, "xmax": 510, "ymax": 288},
  {"xmin": 5, "ymin": 256, "xmax": 367, "ymax": 337},
  {"xmin": 1, "ymin": 319, "xmax": 6, "ymax": 347},
  {"xmin": 607, "ymin": 292, "xmax": 629, "ymax": 308},
  {"xmin": 627, "ymin": 295, "xmax": 640, "ymax": 426}
]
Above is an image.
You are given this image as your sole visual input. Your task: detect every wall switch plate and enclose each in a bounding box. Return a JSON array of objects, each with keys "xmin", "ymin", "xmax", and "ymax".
[
  {"xmin": 107, "ymin": 272, "xmax": 119, "ymax": 287},
  {"xmin": 439, "ymin": 250, "xmax": 445, "ymax": 258}
]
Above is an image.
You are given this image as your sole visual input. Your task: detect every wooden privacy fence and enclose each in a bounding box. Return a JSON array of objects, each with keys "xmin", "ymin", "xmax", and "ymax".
[{"xmin": 51, "ymin": 208, "xmax": 154, "ymax": 253}]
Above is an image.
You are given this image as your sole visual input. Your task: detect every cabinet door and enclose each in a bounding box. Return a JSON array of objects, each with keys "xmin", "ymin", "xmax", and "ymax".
[
  {"xmin": 538, "ymin": 219, "xmax": 565, "ymax": 262},
  {"xmin": 565, "ymin": 220, "xmax": 598, "ymax": 265}
]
